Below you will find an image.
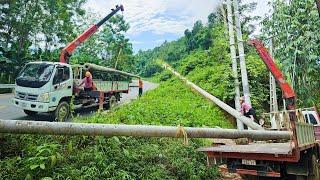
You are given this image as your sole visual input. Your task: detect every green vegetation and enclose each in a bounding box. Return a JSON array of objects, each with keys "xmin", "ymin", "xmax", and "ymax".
[
  {"xmin": 262, "ymin": 0, "xmax": 320, "ymax": 107},
  {"xmin": 80, "ymin": 75, "xmax": 231, "ymax": 128},
  {"xmin": 0, "ymin": 75, "xmax": 229, "ymax": 179}
]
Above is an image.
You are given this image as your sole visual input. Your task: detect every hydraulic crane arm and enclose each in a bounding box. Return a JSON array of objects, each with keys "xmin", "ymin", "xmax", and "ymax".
[
  {"xmin": 248, "ymin": 39, "xmax": 296, "ymax": 110},
  {"xmin": 60, "ymin": 4, "xmax": 124, "ymax": 64}
]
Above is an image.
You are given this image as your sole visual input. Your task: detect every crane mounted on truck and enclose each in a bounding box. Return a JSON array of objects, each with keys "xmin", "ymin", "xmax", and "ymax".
[
  {"xmin": 199, "ymin": 39, "xmax": 320, "ymax": 179},
  {"xmin": 12, "ymin": 4, "xmax": 139, "ymax": 121}
]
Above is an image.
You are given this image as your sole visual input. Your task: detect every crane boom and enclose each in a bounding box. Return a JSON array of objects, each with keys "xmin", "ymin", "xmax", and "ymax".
[
  {"xmin": 248, "ymin": 39, "xmax": 296, "ymax": 111},
  {"xmin": 60, "ymin": 4, "xmax": 124, "ymax": 64}
]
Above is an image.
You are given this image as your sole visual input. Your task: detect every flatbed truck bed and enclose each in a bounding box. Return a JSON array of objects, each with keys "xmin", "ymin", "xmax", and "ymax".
[{"xmin": 198, "ymin": 123, "xmax": 320, "ymax": 179}]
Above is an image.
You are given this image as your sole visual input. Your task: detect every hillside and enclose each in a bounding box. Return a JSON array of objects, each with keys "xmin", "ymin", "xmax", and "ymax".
[{"xmin": 136, "ymin": 22, "xmax": 270, "ymax": 113}]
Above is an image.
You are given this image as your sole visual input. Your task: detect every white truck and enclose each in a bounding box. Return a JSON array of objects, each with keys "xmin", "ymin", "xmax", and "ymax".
[{"xmin": 12, "ymin": 61, "xmax": 136, "ymax": 121}]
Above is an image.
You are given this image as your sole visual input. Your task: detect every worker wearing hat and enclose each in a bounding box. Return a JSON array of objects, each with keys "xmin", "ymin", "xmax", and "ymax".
[
  {"xmin": 80, "ymin": 71, "xmax": 93, "ymax": 92},
  {"xmin": 239, "ymin": 97, "xmax": 258, "ymax": 127}
]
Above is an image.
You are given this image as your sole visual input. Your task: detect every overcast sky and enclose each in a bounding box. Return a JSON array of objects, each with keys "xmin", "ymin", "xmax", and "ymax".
[{"xmin": 84, "ymin": 0, "xmax": 271, "ymax": 52}]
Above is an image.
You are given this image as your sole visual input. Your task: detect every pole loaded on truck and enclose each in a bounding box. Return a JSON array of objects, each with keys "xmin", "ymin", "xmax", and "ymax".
[
  {"xmin": 12, "ymin": 5, "xmax": 139, "ymax": 121},
  {"xmin": 198, "ymin": 40, "xmax": 320, "ymax": 179}
]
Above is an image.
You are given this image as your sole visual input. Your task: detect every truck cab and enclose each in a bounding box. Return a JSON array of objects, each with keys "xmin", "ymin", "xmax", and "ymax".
[{"xmin": 12, "ymin": 62, "xmax": 73, "ymax": 120}]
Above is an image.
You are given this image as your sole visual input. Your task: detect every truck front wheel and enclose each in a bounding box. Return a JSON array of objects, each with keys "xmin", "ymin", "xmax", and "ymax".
[
  {"xmin": 24, "ymin": 110, "xmax": 38, "ymax": 116},
  {"xmin": 54, "ymin": 101, "xmax": 70, "ymax": 122}
]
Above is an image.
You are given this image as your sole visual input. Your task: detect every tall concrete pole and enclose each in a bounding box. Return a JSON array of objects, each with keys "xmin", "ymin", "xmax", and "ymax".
[
  {"xmin": 233, "ymin": 0, "xmax": 251, "ymax": 105},
  {"xmin": 226, "ymin": 0, "xmax": 243, "ymax": 130},
  {"xmin": 269, "ymin": 38, "xmax": 279, "ymax": 129}
]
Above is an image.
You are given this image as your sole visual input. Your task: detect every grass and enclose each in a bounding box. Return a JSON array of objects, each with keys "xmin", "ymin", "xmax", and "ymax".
[{"xmin": 0, "ymin": 74, "xmax": 232, "ymax": 179}]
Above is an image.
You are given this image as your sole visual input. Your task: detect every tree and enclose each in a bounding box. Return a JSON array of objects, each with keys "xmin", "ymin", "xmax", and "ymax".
[
  {"xmin": 262, "ymin": 0, "xmax": 320, "ymax": 107},
  {"xmin": 0, "ymin": 0, "xmax": 86, "ymax": 82}
]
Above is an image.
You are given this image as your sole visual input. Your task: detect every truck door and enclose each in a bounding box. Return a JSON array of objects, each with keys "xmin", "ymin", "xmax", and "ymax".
[{"xmin": 49, "ymin": 65, "xmax": 73, "ymax": 109}]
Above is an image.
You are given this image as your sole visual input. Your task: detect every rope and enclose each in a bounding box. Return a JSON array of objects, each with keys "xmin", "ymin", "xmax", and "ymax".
[{"xmin": 176, "ymin": 125, "xmax": 189, "ymax": 145}]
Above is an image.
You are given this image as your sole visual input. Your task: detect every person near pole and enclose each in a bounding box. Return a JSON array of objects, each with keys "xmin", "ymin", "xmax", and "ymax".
[
  {"xmin": 138, "ymin": 79, "xmax": 143, "ymax": 97},
  {"xmin": 79, "ymin": 71, "xmax": 93, "ymax": 92},
  {"xmin": 239, "ymin": 97, "xmax": 258, "ymax": 125}
]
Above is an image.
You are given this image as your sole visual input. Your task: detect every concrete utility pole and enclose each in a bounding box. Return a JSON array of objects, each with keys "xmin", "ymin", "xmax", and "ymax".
[
  {"xmin": 0, "ymin": 120, "xmax": 290, "ymax": 140},
  {"xmin": 269, "ymin": 38, "xmax": 279, "ymax": 129},
  {"xmin": 233, "ymin": 0, "xmax": 251, "ymax": 105},
  {"xmin": 226, "ymin": 0, "xmax": 243, "ymax": 130}
]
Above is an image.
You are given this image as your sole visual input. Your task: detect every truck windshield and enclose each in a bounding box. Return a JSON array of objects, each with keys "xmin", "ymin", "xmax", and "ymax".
[{"xmin": 18, "ymin": 63, "xmax": 54, "ymax": 82}]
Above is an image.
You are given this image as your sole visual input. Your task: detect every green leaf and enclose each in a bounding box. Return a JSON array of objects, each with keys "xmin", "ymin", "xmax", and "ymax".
[{"xmin": 30, "ymin": 164, "xmax": 39, "ymax": 170}]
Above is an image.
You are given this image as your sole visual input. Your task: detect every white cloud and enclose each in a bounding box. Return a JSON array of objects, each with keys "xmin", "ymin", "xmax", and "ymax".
[
  {"xmin": 84, "ymin": 0, "xmax": 222, "ymax": 35},
  {"xmin": 130, "ymin": 40, "xmax": 144, "ymax": 45}
]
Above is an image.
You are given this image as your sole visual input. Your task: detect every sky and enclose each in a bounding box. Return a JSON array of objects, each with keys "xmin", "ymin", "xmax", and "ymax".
[{"xmin": 84, "ymin": 0, "xmax": 271, "ymax": 53}]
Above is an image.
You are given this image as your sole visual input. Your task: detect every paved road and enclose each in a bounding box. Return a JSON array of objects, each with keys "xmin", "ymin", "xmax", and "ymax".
[{"xmin": 0, "ymin": 80, "xmax": 158, "ymax": 121}]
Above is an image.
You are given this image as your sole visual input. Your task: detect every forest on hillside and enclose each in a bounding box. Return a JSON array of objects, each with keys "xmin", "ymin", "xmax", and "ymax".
[{"xmin": 136, "ymin": 0, "xmax": 320, "ymax": 109}]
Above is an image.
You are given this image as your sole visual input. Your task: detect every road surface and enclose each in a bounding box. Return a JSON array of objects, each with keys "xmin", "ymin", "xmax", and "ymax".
[{"xmin": 0, "ymin": 80, "xmax": 158, "ymax": 121}]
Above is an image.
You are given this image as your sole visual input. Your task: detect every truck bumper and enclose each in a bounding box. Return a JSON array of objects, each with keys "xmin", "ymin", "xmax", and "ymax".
[{"xmin": 12, "ymin": 98, "xmax": 55, "ymax": 112}]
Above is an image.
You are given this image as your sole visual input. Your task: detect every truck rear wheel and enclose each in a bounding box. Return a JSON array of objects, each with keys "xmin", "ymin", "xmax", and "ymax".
[
  {"xmin": 309, "ymin": 155, "xmax": 320, "ymax": 180},
  {"xmin": 24, "ymin": 110, "xmax": 38, "ymax": 116},
  {"xmin": 54, "ymin": 101, "xmax": 70, "ymax": 122}
]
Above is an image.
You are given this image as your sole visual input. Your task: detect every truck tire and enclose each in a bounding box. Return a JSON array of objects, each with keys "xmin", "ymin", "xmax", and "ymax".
[
  {"xmin": 109, "ymin": 95, "xmax": 117, "ymax": 109},
  {"xmin": 24, "ymin": 110, "xmax": 38, "ymax": 116},
  {"xmin": 308, "ymin": 155, "xmax": 320, "ymax": 180},
  {"xmin": 290, "ymin": 155, "xmax": 320, "ymax": 180},
  {"xmin": 54, "ymin": 101, "xmax": 70, "ymax": 122}
]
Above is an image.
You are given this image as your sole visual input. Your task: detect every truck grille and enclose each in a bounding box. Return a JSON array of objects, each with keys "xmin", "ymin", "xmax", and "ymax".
[{"xmin": 16, "ymin": 92, "xmax": 38, "ymax": 101}]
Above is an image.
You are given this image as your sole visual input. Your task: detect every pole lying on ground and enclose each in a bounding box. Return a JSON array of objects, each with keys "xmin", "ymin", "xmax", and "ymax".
[
  {"xmin": 163, "ymin": 64, "xmax": 264, "ymax": 130},
  {"xmin": 0, "ymin": 120, "xmax": 291, "ymax": 140}
]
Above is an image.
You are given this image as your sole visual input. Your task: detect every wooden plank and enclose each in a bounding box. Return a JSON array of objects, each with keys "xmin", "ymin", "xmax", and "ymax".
[{"xmin": 198, "ymin": 143, "xmax": 292, "ymax": 155}]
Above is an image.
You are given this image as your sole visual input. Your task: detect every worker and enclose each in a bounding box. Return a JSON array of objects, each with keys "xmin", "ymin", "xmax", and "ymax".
[
  {"xmin": 79, "ymin": 71, "xmax": 93, "ymax": 92},
  {"xmin": 138, "ymin": 79, "xmax": 143, "ymax": 97},
  {"xmin": 239, "ymin": 97, "xmax": 259, "ymax": 127}
]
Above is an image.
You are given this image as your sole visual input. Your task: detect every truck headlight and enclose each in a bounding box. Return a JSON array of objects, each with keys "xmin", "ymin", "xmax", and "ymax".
[{"xmin": 38, "ymin": 93, "xmax": 50, "ymax": 102}]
